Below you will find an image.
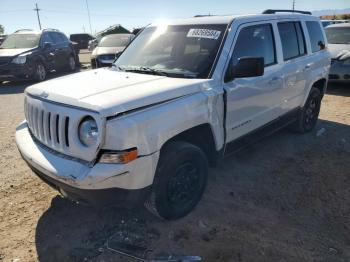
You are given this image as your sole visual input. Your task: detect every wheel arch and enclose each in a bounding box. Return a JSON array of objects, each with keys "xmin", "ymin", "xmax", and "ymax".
[{"xmin": 162, "ymin": 123, "xmax": 220, "ymax": 167}]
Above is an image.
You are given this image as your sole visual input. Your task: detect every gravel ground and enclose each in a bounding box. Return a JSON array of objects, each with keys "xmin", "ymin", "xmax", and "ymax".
[{"xmin": 0, "ymin": 75, "xmax": 349, "ymax": 262}]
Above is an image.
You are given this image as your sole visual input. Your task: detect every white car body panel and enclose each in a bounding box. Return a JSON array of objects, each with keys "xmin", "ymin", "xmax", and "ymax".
[{"xmin": 16, "ymin": 13, "xmax": 331, "ymax": 197}]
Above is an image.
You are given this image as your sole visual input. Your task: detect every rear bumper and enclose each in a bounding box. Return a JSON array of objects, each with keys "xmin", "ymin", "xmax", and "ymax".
[{"xmin": 15, "ymin": 121, "xmax": 159, "ymax": 207}]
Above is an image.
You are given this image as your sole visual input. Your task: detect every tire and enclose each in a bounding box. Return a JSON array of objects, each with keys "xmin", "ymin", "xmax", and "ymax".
[
  {"xmin": 145, "ymin": 141, "xmax": 208, "ymax": 220},
  {"xmin": 67, "ymin": 55, "xmax": 76, "ymax": 72},
  {"xmin": 290, "ymin": 87, "xmax": 322, "ymax": 133},
  {"xmin": 33, "ymin": 62, "xmax": 47, "ymax": 82}
]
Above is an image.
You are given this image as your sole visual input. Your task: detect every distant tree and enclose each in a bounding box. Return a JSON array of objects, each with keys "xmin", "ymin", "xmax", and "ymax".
[{"xmin": 0, "ymin": 25, "xmax": 4, "ymax": 34}]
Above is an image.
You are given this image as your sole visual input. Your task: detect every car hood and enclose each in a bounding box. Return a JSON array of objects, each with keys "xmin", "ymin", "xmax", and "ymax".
[
  {"xmin": 25, "ymin": 68, "xmax": 211, "ymax": 117},
  {"xmin": 93, "ymin": 46, "xmax": 125, "ymax": 56},
  {"xmin": 328, "ymin": 44, "xmax": 350, "ymax": 59},
  {"xmin": 0, "ymin": 48, "xmax": 34, "ymax": 57}
]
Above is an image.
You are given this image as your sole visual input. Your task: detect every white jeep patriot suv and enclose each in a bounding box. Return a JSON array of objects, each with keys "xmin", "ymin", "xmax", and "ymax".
[{"xmin": 16, "ymin": 10, "xmax": 331, "ymax": 220}]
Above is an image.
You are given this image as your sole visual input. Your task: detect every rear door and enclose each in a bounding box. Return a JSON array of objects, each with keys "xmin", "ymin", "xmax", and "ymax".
[
  {"xmin": 276, "ymin": 20, "xmax": 310, "ymax": 110},
  {"xmin": 51, "ymin": 32, "xmax": 69, "ymax": 69},
  {"xmin": 223, "ymin": 21, "xmax": 285, "ymax": 142},
  {"xmin": 40, "ymin": 32, "xmax": 56, "ymax": 70}
]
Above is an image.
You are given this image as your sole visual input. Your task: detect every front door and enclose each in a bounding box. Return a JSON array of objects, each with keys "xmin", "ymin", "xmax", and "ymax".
[{"xmin": 223, "ymin": 22, "xmax": 285, "ymax": 143}]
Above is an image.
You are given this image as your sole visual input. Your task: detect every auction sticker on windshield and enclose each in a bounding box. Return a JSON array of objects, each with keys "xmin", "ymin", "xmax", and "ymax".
[{"xmin": 187, "ymin": 29, "xmax": 221, "ymax": 40}]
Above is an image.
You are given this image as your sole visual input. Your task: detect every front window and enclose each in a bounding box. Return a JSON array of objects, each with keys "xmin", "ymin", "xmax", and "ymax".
[
  {"xmin": 99, "ymin": 34, "xmax": 132, "ymax": 47},
  {"xmin": 0, "ymin": 34, "xmax": 40, "ymax": 49},
  {"xmin": 325, "ymin": 27, "xmax": 350, "ymax": 44},
  {"xmin": 114, "ymin": 24, "xmax": 228, "ymax": 78}
]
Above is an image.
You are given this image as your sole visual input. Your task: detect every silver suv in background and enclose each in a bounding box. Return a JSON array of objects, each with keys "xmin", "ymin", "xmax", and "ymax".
[
  {"xmin": 325, "ymin": 23, "xmax": 350, "ymax": 82},
  {"xmin": 90, "ymin": 34, "xmax": 134, "ymax": 68}
]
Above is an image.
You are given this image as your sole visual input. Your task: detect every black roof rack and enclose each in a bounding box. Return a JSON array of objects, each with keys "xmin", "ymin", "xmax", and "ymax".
[
  {"xmin": 263, "ymin": 9, "xmax": 312, "ymax": 15},
  {"xmin": 43, "ymin": 28, "xmax": 60, "ymax": 32}
]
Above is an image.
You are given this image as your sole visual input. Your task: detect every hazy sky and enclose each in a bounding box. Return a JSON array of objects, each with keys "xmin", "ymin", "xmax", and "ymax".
[{"xmin": 0, "ymin": 0, "xmax": 349, "ymax": 35}]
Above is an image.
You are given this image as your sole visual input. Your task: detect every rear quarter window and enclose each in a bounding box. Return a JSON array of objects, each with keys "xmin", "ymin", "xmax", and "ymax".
[{"xmin": 306, "ymin": 21, "xmax": 326, "ymax": 53}]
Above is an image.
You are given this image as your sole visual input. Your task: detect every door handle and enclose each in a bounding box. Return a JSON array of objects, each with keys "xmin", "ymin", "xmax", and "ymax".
[
  {"xmin": 303, "ymin": 63, "xmax": 313, "ymax": 71},
  {"xmin": 268, "ymin": 77, "xmax": 282, "ymax": 85}
]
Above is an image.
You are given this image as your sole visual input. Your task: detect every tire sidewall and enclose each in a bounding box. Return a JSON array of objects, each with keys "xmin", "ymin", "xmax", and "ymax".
[
  {"xmin": 301, "ymin": 88, "xmax": 321, "ymax": 132},
  {"xmin": 68, "ymin": 55, "xmax": 76, "ymax": 71},
  {"xmin": 154, "ymin": 143, "xmax": 208, "ymax": 220},
  {"xmin": 34, "ymin": 62, "xmax": 46, "ymax": 82}
]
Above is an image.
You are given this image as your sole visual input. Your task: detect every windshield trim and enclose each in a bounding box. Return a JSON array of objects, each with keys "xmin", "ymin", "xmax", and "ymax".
[{"xmin": 207, "ymin": 20, "xmax": 233, "ymax": 79}]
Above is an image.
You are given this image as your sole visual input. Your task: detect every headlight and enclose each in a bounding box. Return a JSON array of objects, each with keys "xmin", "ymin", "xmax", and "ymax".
[
  {"xmin": 78, "ymin": 116, "xmax": 99, "ymax": 146},
  {"xmin": 12, "ymin": 55, "xmax": 27, "ymax": 64}
]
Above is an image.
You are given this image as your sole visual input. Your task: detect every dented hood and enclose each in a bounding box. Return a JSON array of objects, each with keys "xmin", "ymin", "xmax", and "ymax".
[{"xmin": 25, "ymin": 68, "xmax": 210, "ymax": 117}]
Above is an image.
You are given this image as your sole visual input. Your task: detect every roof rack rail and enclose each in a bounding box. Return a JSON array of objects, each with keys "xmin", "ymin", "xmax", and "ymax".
[
  {"xmin": 262, "ymin": 9, "xmax": 312, "ymax": 15},
  {"xmin": 14, "ymin": 29, "xmax": 34, "ymax": 33},
  {"xmin": 42, "ymin": 28, "xmax": 60, "ymax": 32}
]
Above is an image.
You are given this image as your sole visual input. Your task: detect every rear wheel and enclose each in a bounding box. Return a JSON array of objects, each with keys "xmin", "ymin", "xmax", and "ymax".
[
  {"xmin": 33, "ymin": 62, "xmax": 46, "ymax": 82},
  {"xmin": 145, "ymin": 141, "xmax": 208, "ymax": 220},
  {"xmin": 67, "ymin": 55, "xmax": 76, "ymax": 72},
  {"xmin": 290, "ymin": 87, "xmax": 322, "ymax": 133}
]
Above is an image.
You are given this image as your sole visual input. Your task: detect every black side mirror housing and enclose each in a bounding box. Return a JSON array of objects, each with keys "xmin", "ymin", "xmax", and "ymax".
[
  {"xmin": 225, "ymin": 57, "xmax": 265, "ymax": 82},
  {"xmin": 43, "ymin": 42, "xmax": 52, "ymax": 49}
]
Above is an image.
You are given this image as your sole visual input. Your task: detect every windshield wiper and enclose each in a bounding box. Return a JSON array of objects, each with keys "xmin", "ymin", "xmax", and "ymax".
[{"xmin": 123, "ymin": 66, "xmax": 169, "ymax": 77}]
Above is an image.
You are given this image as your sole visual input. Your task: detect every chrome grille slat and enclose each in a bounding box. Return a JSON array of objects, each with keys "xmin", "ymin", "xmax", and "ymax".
[
  {"xmin": 50, "ymin": 113, "xmax": 58, "ymax": 147},
  {"xmin": 42, "ymin": 111, "xmax": 50, "ymax": 143},
  {"xmin": 58, "ymin": 115, "xmax": 66, "ymax": 149}
]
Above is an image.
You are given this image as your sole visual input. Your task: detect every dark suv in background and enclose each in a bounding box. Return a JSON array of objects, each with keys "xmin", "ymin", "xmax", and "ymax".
[
  {"xmin": 0, "ymin": 29, "xmax": 78, "ymax": 83},
  {"xmin": 70, "ymin": 33, "xmax": 95, "ymax": 49}
]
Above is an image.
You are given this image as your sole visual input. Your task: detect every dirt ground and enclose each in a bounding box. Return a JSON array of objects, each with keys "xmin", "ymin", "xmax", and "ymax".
[{"xmin": 0, "ymin": 74, "xmax": 349, "ymax": 262}]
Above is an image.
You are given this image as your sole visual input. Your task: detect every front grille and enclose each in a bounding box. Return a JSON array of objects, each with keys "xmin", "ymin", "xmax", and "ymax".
[
  {"xmin": 25, "ymin": 98, "xmax": 70, "ymax": 149},
  {"xmin": 0, "ymin": 57, "xmax": 11, "ymax": 66},
  {"xmin": 24, "ymin": 94, "xmax": 103, "ymax": 162}
]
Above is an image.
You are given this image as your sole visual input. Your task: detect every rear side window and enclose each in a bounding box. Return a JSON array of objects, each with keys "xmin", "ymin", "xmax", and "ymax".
[
  {"xmin": 231, "ymin": 24, "xmax": 276, "ymax": 67},
  {"xmin": 278, "ymin": 22, "xmax": 306, "ymax": 61},
  {"xmin": 306, "ymin": 21, "xmax": 326, "ymax": 53}
]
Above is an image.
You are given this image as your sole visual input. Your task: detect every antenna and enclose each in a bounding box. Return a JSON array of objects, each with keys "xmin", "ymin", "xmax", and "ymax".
[
  {"xmin": 85, "ymin": 0, "xmax": 93, "ymax": 34},
  {"xmin": 34, "ymin": 3, "xmax": 42, "ymax": 30},
  {"xmin": 292, "ymin": 0, "xmax": 296, "ymax": 11}
]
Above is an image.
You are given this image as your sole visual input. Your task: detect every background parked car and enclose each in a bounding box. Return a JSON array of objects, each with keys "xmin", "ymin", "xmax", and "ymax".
[
  {"xmin": 0, "ymin": 34, "xmax": 7, "ymax": 45},
  {"xmin": 0, "ymin": 29, "xmax": 78, "ymax": 82},
  {"xmin": 88, "ymin": 38, "xmax": 99, "ymax": 51},
  {"xmin": 321, "ymin": 19, "xmax": 349, "ymax": 27},
  {"xmin": 69, "ymin": 33, "xmax": 95, "ymax": 49},
  {"xmin": 90, "ymin": 33, "xmax": 134, "ymax": 68},
  {"xmin": 325, "ymin": 23, "xmax": 350, "ymax": 81}
]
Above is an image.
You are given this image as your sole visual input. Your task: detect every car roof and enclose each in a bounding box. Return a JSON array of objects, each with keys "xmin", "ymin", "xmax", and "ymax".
[
  {"xmin": 149, "ymin": 13, "xmax": 319, "ymax": 26},
  {"xmin": 326, "ymin": 23, "xmax": 350, "ymax": 28}
]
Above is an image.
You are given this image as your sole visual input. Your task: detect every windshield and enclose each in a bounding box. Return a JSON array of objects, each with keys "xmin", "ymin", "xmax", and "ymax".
[
  {"xmin": 99, "ymin": 35, "xmax": 132, "ymax": 47},
  {"xmin": 0, "ymin": 34, "xmax": 40, "ymax": 49},
  {"xmin": 114, "ymin": 24, "xmax": 227, "ymax": 78},
  {"xmin": 325, "ymin": 27, "xmax": 350, "ymax": 44}
]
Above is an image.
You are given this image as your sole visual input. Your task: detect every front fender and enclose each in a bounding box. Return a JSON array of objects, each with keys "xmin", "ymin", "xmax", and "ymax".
[{"xmin": 103, "ymin": 91, "xmax": 224, "ymax": 156}]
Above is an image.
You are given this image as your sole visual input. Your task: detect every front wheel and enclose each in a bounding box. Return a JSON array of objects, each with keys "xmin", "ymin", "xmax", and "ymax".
[
  {"xmin": 145, "ymin": 141, "xmax": 208, "ymax": 220},
  {"xmin": 290, "ymin": 87, "xmax": 322, "ymax": 133},
  {"xmin": 33, "ymin": 62, "xmax": 47, "ymax": 82}
]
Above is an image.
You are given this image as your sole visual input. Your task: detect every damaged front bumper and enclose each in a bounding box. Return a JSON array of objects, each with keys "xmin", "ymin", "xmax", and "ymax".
[{"xmin": 15, "ymin": 121, "xmax": 159, "ymax": 207}]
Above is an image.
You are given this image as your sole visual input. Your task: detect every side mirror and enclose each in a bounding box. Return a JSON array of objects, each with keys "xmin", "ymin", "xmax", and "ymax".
[
  {"xmin": 43, "ymin": 42, "xmax": 52, "ymax": 49},
  {"xmin": 233, "ymin": 57, "xmax": 264, "ymax": 78},
  {"xmin": 225, "ymin": 57, "xmax": 264, "ymax": 82}
]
